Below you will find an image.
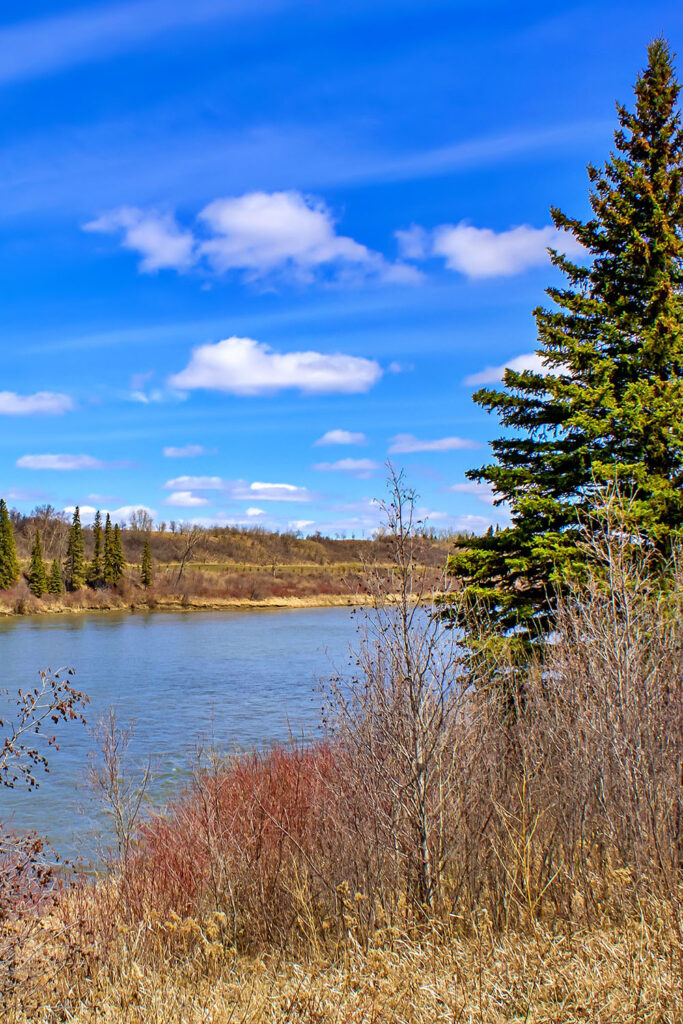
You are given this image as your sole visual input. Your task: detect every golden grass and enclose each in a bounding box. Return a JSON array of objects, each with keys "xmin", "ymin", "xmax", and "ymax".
[{"xmin": 8, "ymin": 910, "xmax": 682, "ymax": 1023}]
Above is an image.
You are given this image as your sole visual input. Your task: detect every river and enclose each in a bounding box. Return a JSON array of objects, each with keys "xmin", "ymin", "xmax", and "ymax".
[{"xmin": 0, "ymin": 606, "xmax": 359, "ymax": 863}]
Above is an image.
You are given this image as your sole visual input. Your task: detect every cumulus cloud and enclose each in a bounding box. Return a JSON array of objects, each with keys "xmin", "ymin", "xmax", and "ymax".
[
  {"xmin": 164, "ymin": 491, "xmax": 210, "ymax": 508},
  {"xmin": 163, "ymin": 444, "xmax": 207, "ymax": 458},
  {"xmin": 462, "ymin": 352, "xmax": 553, "ymax": 386},
  {"xmin": 312, "ymin": 458, "xmax": 380, "ymax": 479},
  {"xmin": 314, "ymin": 429, "xmax": 368, "ymax": 446},
  {"xmin": 0, "ymin": 391, "xmax": 74, "ymax": 415},
  {"xmin": 245, "ymin": 507, "xmax": 265, "ymax": 517},
  {"xmin": 388, "ymin": 433, "xmax": 479, "ymax": 453},
  {"xmin": 169, "ymin": 336, "xmax": 382, "ymax": 396},
  {"xmin": 17, "ymin": 453, "xmax": 109, "ymax": 470},
  {"xmin": 84, "ymin": 207, "xmax": 196, "ymax": 272},
  {"xmin": 163, "ymin": 475, "xmax": 315, "ymax": 503},
  {"xmin": 397, "ymin": 221, "xmax": 584, "ymax": 279},
  {"xmin": 63, "ymin": 504, "xmax": 157, "ymax": 525},
  {"xmin": 85, "ymin": 191, "xmax": 420, "ymax": 286},
  {"xmin": 199, "ymin": 190, "xmax": 370, "ymax": 280}
]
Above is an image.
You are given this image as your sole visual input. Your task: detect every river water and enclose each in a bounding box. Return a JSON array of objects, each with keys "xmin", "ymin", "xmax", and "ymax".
[{"xmin": 0, "ymin": 607, "xmax": 359, "ymax": 863}]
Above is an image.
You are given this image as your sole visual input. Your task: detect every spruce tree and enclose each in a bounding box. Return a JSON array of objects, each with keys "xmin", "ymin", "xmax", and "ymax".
[
  {"xmin": 28, "ymin": 531, "xmax": 48, "ymax": 597},
  {"xmin": 0, "ymin": 499, "xmax": 20, "ymax": 590},
  {"xmin": 47, "ymin": 558, "xmax": 64, "ymax": 595},
  {"xmin": 64, "ymin": 506, "xmax": 86, "ymax": 591},
  {"xmin": 449, "ymin": 39, "xmax": 683, "ymax": 637},
  {"xmin": 103, "ymin": 513, "xmax": 115, "ymax": 587},
  {"xmin": 87, "ymin": 510, "xmax": 103, "ymax": 588},
  {"xmin": 112, "ymin": 524, "xmax": 126, "ymax": 584},
  {"xmin": 140, "ymin": 537, "xmax": 153, "ymax": 587}
]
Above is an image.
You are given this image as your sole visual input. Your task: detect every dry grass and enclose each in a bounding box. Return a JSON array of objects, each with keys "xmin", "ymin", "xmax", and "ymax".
[{"xmin": 5, "ymin": 901, "xmax": 682, "ymax": 1023}]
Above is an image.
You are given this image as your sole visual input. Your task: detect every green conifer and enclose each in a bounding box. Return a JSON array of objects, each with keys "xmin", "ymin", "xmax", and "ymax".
[
  {"xmin": 112, "ymin": 524, "xmax": 126, "ymax": 584},
  {"xmin": 0, "ymin": 499, "xmax": 20, "ymax": 590},
  {"xmin": 140, "ymin": 537, "xmax": 153, "ymax": 587},
  {"xmin": 64, "ymin": 506, "xmax": 86, "ymax": 591},
  {"xmin": 87, "ymin": 510, "xmax": 103, "ymax": 587},
  {"xmin": 47, "ymin": 558, "xmax": 63, "ymax": 595},
  {"xmin": 28, "ymin": 531, "xmax": 48, "ymax": 597},
  {"xmin": 449, "ymin": 39, "xmax": 683, "ymax": 639},
  {"xmin": 103, "ymin": 513, "xmax": 115, "ymax": 587}
]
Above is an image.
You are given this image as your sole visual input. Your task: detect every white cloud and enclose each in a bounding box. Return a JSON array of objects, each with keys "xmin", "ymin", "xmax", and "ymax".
[
  {"xmin": 395, "ymin": 224, "xmax": 429, "ymax": 261},
  {"xmin": 17, "ymin": 453, "xmax": 108, "ymax": 470},
  {"xmin": 289, "ymin": 519, "xmax": 314, "ymax": 532},
  {"xmin": 247, "ymin": 481, "xmax": 313, "ymax": 502},
  {"xmin": 199, "ymin": 190, "xmax": 373, "ymax": 280},
  {"xmin": 63, "ymin": 504, "xmax": 157, "ymax": 525},
  {"xmin": 168, "ymin": 336, "xmax": 382, "ymax": 395},
  {"xmin": 162, "ymin": 475, "xmax": 315, "ymax": 502},
  {"xmin": 163, "ymin": 444, "xmax": 207, "ymax": 458},
  {"xmin": 314, "ymin": 429, "xmax": 368, "ymax": 446},
  {"xmin": 397, "ymin": 221, "xmax": 584, "ymax": 279},
  {"xmin": 463, "ymin": 352, "xmax": 552, "ymax": 386},
  {"xmin": 388, "ymin": 433, "xmax": 479, "ymax": 453},
  {"xmin": 245, "ymin": 507, "xmax": 265, "ymax": 517},
  {"xmin": 164, "ymin": 491, "xmax": 210, "ymax": 508},
  {"xmin": 312, "ymin": 458, "xmax": 380, "ymax": 479},
  {"xmin": 86, "ymin": 190, "xmax": 420, "ymax": 286},
  {"xmin": 0, "ymin": 391, "xmax": 74, "ymax": 415},
  {"xmin": 84, "ymin": 206, "xmax": 196, "ymax": 272},
  {"xmin": 164, "ymin": 475, "xmax": 224, "ymax": 490},
  {"xmin": 449, "ymin": 481, "xmax": 499, "ymax": 507}
]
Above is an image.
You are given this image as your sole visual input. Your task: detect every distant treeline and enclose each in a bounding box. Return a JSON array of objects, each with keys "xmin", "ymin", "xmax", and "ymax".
[{"xmin": 0, "ymin": 501, "xmax": 459, "ymax": 595}]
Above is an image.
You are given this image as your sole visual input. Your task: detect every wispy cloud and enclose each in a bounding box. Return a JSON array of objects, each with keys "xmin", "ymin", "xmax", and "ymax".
[
  {"xmin": 0, "ymin": 0, "xmax": 282, "ymax": 86},
  {"xmin": 169, "ymin": 336, "xmax": 383, "ymax": 396},
  {"xmin": 449, "ymin": 481, "xmax": 500, "ymax": 507},
  {"xmin": 388, "ymin": 433, "xmax": 479, "ymax": 453},
  {"xmin": 0, "ymin": 391, "xmax": 74, "ymax": 415},
  {"xmin": 163, "ymin": 444, "xmax": 209, "ymax": 458},
  {"xmin": 17, "ymin": 453, "xmax": 113, "ymax": 470},
  {"xmin": 312, "ymin": 458, "xmax": 380, "ymax": 479},
  {"xmin": 314, "ymin": 429, "xmax": 367, "ymax": 446},
  {"xmin": 397, "ymin": 221, "xmax": 584, "ymax": 279},
  {"xmin": 84, "ymin": 207, "xmax": 195, "ymax": 272},
  {"xmin": 163, "ymin": 475, "xmax": 315, "ymax": 502},
  {"xmin": 463, "ymin": 352, "xmax": 551, "ymax": 386},
  {"xmin": 164, "ymin": 491, "xmax": 210, "ymax": 507}
]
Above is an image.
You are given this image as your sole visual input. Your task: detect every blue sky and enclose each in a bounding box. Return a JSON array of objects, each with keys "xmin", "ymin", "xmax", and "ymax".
[{"xmin": 2, "ymin": 0, "xmax": 682, "ymax": 535}]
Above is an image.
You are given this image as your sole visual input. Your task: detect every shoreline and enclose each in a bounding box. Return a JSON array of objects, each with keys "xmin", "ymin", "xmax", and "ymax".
[{"xmin": 0, "ymin": 591, "xmax": 374, "ymax": 619}]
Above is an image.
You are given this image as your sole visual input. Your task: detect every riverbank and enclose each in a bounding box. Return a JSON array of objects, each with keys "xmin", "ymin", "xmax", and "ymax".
[{"xmin": 0, "ymin": 589, "xmax": 373, "ymax": 617}]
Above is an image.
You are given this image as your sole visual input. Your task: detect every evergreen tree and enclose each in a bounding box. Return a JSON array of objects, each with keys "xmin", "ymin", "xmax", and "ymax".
[
  {"xmin": 47, "ymin": 558, "xmax": 63, "ymax": 595},
  {"xmin": 103, "ymin": 513, "xmax": 116, "ymax": 586},
  {"xmin": 87, "ymin": 510, "xmax": 103, "ymax": 587},
  {"xmin": 112, "ymin": 524, "xmax": 126, "ymax": 583},
  {"xmin": 64, "ymin": 506, "xmax": 86, "ymax": 591},
  {"xmin": 140, "ymin": 537, "xmax": 153, "ymax": 587},
  {"xmin": 0, "ymin": 499, "xmax": 20, "ymax": 590},
  {"xmin": 28, "ymin": 531, "xmax": 48, "ymax": 597},
  {"xmin": 449, "ymin": 39, "xmax": 683, "ymax": 638}
]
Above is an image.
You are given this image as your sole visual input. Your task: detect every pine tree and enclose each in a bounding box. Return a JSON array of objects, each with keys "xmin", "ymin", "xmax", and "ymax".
[
  {"xmin": 0, "ymin": 499, "xmax": 20, "ymax": 590},
  {"xmin": 64, "ymin": 506, "xmax": 86, "ymax": 591},
  {"xmin": 112, "ymin": 524, "xmax": 126, "ymax": 584},
  {"xmin": 28, "ymin": 531, "xmax": 48, "ymax": 597},
  {"xmin": 140, "ymin": 537, "xmax": 153, "ymax": 587},
  {"xmin": 47, "ymin": 558, "xmax": 63, "ymax": 595},
  {"xmin": 449, "ymin": 39, "xmax": 683, "ymax": 637},
  {"xmin": 87, "ymin": 510, "xmax": 103, "ymax": 588}
]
